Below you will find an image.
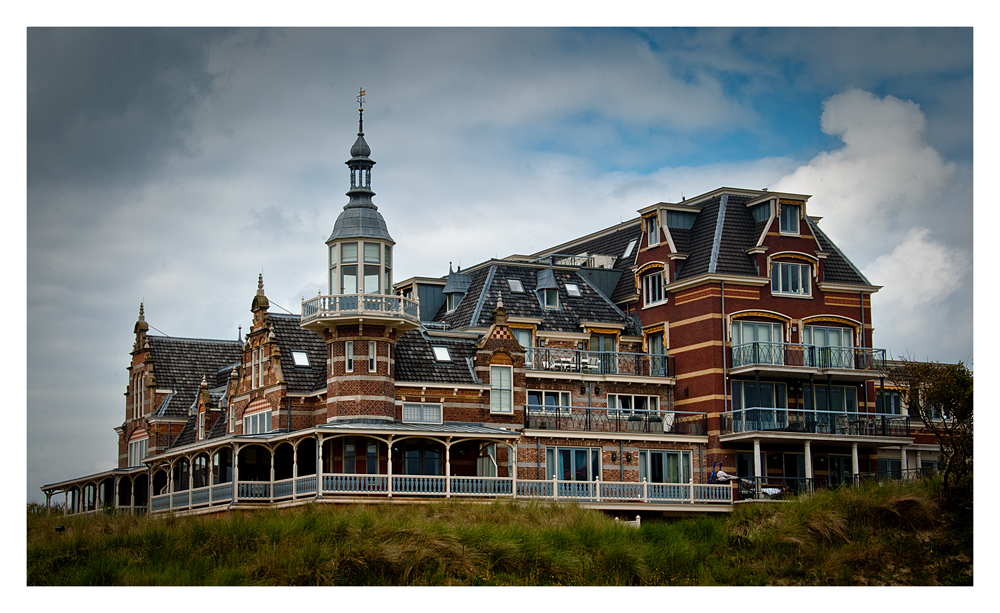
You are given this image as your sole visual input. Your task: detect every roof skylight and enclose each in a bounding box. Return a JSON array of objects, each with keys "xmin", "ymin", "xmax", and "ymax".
[
  {"xmin": 565, "ymin": 283, "xmax": 581, "ymax": 297},
  {"xmin": 291, "ymin": 351, "xmax": 310, "ymax": 367},
  {"xmin": 432, "ymin": 346, "xmax": 452, "ymax": 362},
  {"xmin": 623, "ymin": 238, "xmax": 637, "ymax": 258},
  {"xmin": 507, "ymin": 278, "xmax": 524, "ymax": 293}
]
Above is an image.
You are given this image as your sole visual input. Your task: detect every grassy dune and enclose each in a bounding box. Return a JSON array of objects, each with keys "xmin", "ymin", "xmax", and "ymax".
[{"xmin": 27, "ymin": 477, "xmax": 971, "ymax": 586}]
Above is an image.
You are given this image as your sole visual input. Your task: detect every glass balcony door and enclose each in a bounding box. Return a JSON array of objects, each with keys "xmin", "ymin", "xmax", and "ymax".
[{"xmin": 733, "ymin": 321, "xmax": 783, "ymax": 366}]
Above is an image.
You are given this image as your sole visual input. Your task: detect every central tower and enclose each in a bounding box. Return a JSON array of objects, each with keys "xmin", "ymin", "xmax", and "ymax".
[{"xmin": 302, "ymin": 91, "xmax": 420, "ymax": 422}]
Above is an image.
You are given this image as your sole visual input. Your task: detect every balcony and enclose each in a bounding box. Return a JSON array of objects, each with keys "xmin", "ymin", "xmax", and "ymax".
[
  {"xmin": 730, "ymin": 342, "xmax": 886, "ymax": 380},
  {"xmin": 720, "ymin": 407, "xmax": 910, "ymax": 438},
  {"xmin": 526, "ymin": 346, "xmax": 674, "ymax": 378},
  {"xmin": 524, "ymin": 405, "xmax": 706, "ymax": 436},
  {"xmin": 301, "ymin": 293, "xmax": 420, "ymax": 330}
]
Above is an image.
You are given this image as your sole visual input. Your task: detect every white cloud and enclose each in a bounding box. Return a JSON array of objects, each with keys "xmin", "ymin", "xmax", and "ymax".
[
  {"xmin": 774, "ymin": 88, "xmax": 959, "ymax": 262},
  {"xmin": 772, "ymin": 88, "xmax": 972, "ymax": 363}
]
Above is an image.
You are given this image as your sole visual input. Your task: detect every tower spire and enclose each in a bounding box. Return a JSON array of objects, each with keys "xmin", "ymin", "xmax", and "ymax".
[{"xmin": 357, "ymin": 87, "xmax": 365, "ymax": 134}]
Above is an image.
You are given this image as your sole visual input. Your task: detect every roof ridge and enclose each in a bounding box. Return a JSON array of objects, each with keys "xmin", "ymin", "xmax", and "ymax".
[
  {"xmin": 708, "ymin": 194, "xmax": 728, "ymax": 274},
  {"xmin": 469, "ymin": 264, "xmax": 498, "ymax": 327},
  {"xmin": 147, "ymin": 335, "xmax": 243, "ymax": 345}
]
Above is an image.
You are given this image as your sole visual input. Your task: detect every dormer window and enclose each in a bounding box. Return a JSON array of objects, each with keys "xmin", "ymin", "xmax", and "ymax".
[
  {"xmin": 446, "ymin": 293, "xmax": 462, "ymax": 313},
  {"xmin": 507, "ymin": 279, "xmax": 524, "ymax": 293},
  {"xmin": 780, "ymin": 203, "xmax": 801, "ymax": 234},
  {"xmin": 542, "ymin": 288, "xmax": 558, "ymax": 309},
  {"xmin": 645, "ymin": 214, "xmax": 660, "ymax": 246}
]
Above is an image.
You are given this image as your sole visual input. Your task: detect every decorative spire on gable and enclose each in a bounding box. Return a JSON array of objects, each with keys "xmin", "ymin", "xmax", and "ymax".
[{"xmin": 251, "ymin": 273, "xmax": 270, "ymax": 324}]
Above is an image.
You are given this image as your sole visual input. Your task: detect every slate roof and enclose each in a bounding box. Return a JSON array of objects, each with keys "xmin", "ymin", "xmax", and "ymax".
[
  {"xmin": 534, "ymin": 222, "xmax": 643, "ymax": 304},
  {"xmin": 268, "ymin": 313, "xmax": 328, "ymax": 393},
  {"xmin": 434, "ymin": 263, "xmax": 637, "ymax": 335},
  {"xmin": 394, "ymin": 330, "xmax": 480, "ymax": 384},
  {"xmin": 806, "ymin": 217, "xmax": 871, "ymax": 285},
  {"xmin": 147, "ymin": 336, "xmax": 243, "ymax": 419}
]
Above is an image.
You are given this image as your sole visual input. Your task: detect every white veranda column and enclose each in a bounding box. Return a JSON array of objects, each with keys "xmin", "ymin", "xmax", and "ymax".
[
  {"xmin": 851, "ymin": 443, "xmax": 859, "ymax": 482},
  {"xmin": 753, "ymin": 438, "xmax": 762, "ymax": 479},
  {"xmin": 900, "ymin": 445, "xmax": 909, "ymax": 479},
  {"xmin": 804, "ymin": 440, "xmax": 813, "ymax": 480}
]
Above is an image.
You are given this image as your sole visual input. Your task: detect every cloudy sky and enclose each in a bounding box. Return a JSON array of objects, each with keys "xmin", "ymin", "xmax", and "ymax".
[{"xmin": 24, "ymin": 27, "xmax": 974, "ymax": 502}]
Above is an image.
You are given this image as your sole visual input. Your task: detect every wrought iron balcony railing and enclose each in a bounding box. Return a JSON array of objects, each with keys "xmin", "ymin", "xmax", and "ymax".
[
  {"xmin": 720, "ymin": 407, "xmax": 910, "ymax": 437},
  {"xmin": 525, "ymin": 346, "xmax": 674, "ymax": 377},
  {"xmin": 301, "ymin": 293, "xmax": 419, "ymax": 325},
  {"xmin": 524, "ymin": 405, "xmax": 706, "ymax": 435},
  {"xmin": 730, "ymin": 342, "xmax": 886, "ymax": 371}
]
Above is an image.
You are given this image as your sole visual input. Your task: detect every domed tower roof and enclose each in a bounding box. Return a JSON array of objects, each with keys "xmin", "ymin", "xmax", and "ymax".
[{"xmin": 327, "ymin": 89, "xmax": 394, "ymax": 244}]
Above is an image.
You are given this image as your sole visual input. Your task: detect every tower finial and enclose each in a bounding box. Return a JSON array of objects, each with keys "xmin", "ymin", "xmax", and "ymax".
[
  {"xmin": 257, "ymin": 273, "xmax": 265, "ymax": 295},
  {"xmin": 357, "ymin": 87, "xmax": 365, "ymax": 134}
]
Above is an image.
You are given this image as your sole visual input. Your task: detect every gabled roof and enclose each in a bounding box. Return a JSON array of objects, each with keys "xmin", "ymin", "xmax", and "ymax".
[
  {"xmin": 268, "ymin": 313, "xmax": 327, "ymax": 393},
  {"xmin": 146, "ymin": 336, "xmax": 243, "ymax": 419}
]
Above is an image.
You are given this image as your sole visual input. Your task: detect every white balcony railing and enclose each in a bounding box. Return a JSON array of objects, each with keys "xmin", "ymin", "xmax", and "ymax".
[
  {"xmin": 145, "ymin": 474, "xmax": 733, "ymax": 514},
  {"xmin": 301, "ymin": 293, "xmax": 419, "ymax": 325}
]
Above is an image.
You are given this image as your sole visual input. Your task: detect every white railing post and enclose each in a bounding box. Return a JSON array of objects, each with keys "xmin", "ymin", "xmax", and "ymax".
[
  {"xmin": 595, "ymin": 476, "xmax": 601, "ymax": 502},
  {"xmin": 510, "ymin": 443, "xmax": 518, "ymax": 501},
  {"xmin": 552, "ymin": 474, "xmax": 559, "ymax": 501},
  {"xmin": 689, "ymin": 478, "xmax": 695, "ymax": 504},
  {"xmin": 642, "ymin": 478, "xmax": 648, "ymax": 503}
]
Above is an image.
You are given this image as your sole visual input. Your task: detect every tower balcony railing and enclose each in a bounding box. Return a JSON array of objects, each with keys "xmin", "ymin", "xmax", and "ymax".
[
  {"xmin": 720, "ymin": 407, "xmax": 910, "ymax": 437},
  {"xmin": 301, "ymin": 293, "xmax": 420, "ymax": 325},
  {"xmin": 524, "ymin": 405, "xmax": 706, "ymax": 435},
  {"xmin": 730, "ymin": 342, "xmax": 886, "ymax": 372},
  {"xmin": 525, "ymin": 346, "xmax": 674, "ymax": 378}
]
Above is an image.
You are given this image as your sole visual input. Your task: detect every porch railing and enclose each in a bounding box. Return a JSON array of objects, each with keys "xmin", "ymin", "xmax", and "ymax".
[
  {"xmin": 731, "ymin": 342, "xmax": 886, "ymax": 371},
  {"xmin": 721, "ymin": 407, "xmax": 910, "ymax": 437},
  {"xmin": 146, "ymin": 474, "xmax": 732, "ymax": 514},
  {"xmin": 301, "ymin": 293, "xmax": 419, "ymax": 325},
  {"xmin": 526, "ymin": 346, "xmax": 674, "ymax": 377},
  {"xmin": 524, "ymin": 405, "xmax": 707, "ymax": 435}
]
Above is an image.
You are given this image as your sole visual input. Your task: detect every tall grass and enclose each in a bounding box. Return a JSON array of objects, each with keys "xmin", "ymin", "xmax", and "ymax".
[{"xmin": 27, "ymin": 478, "xmax": 970, "ymax": 586}]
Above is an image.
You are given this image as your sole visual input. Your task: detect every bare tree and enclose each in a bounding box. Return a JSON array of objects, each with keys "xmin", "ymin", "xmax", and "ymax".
[{"xmin": 883, "ymin": 359, "xmax": 972, "ymax": 510}]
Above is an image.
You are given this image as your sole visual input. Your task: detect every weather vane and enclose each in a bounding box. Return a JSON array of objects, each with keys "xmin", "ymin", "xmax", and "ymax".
[{"xmin": 357, "ymin": 88, "xmax": 365, "ymax": 111}]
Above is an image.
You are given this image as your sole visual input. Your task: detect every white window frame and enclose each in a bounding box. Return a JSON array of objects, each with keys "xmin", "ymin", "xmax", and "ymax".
[
  {"xmin": 345, "ymin": 341, "xmax": 354, "ymax": 373},
  {"xmin": 545, "ymin": 446, "xmax": 601, "ymax": 481},
  {"xmin": 780, "ymin": 203, "xmax": 800, "ymax": 235},
  {"xmin": 369, "ymin": 341, "xmax": 377, "ymax": 372},
  {"xmin": 490, "ymin": 365, "xmax": 513, "ymax": 414},
  {"xmin": 645, "ymin": 214, "xmax": 660, "ymax": 247},
  {"xmin": 639, "ymin": 449, "xmax": 692, "ymax": 484},
  {"xmin": 642, "ymin": 270, "xmax": 666, "ymax": 307},
  {"xmin": 243, "ymin": 409, "xmax": 272, "ymax": 435},
  {"xmin": 623, "ymin": 238, "xmax": 637, "ymax": 258},
  {"xmin": 128, "ymin": 438, "xmax": 148, "ymax": 467},
  {"xmin": 402, "ymin": 402, "xmax": 443, "ymax": 424},
  {"xmin": 198, "ymin": 412, "xmax": 205, "ymax": 440},
  {"xmin": 771, "ymin": 261, "xmax": 812, "ymax": 297},
  {"xmin": 607, "ymin": 393, "xmax": 659, "ymax": 416}
]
